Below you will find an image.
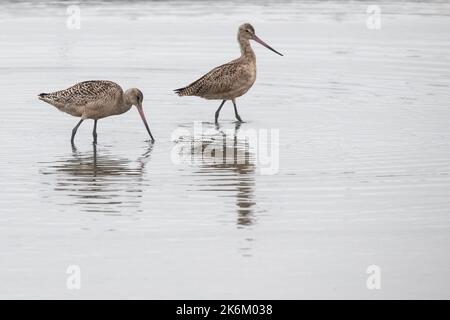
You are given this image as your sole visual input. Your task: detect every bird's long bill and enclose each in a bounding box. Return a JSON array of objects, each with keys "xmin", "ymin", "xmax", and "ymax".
[
  {"xmin": 253, "ymin": 35, "xmax": 283, "ymax": 56},
  {"xmin": 137, "ymin": 106, "xmax": 155, "ymax": 142}
]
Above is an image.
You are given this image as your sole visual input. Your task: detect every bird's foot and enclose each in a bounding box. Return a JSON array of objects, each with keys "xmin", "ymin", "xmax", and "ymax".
[
  {"xmin": 71, "ymin": 143, "xmax": 78, "ymax": 154},
  {"xmin": 235, "ymin": 114, "xmax": 244, "ymax": 123}
]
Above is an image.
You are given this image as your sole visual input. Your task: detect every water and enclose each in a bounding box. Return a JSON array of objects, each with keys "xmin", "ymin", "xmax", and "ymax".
[{"xmin": 1, "ymin": 0, "xmax": 450, "ymax": 299}]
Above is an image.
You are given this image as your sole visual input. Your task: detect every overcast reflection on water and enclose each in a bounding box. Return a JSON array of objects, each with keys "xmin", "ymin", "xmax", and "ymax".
[
  {"xmin": 173, "ymin": 122, "xmax": 257, "ymax": 228},
  {"xmin": 39, "ymin": 144, "xmax": 153, "ymax": 215}
]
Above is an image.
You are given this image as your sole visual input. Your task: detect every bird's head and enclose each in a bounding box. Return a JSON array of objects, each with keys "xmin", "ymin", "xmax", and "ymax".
[
  {"xmin": 125, "ymin": 88, "xmax": 154, "ymax": 142},
  {"xmin": 125, "ymin": 88, "xmax": 144, "ymax": 108},
  {"xmin": 238, "ymin": 23, "xmax": 283, "ymax": 56},
  {"xmin": 238, "ymin": 23, "xmax": 256, "ymax": 41}
]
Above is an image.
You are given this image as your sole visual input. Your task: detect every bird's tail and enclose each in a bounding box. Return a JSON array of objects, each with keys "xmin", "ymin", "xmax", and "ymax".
[
  {"xmin": 174, "ymin": 87, "xmax": 187, "ymax": 96},
  {"xmin": 38, "ymin": 93, "xmax": 55, "ymax": 105},
  {"xmin": 38, "ymin": 93, "xmax": 48, "ymax": 100}
]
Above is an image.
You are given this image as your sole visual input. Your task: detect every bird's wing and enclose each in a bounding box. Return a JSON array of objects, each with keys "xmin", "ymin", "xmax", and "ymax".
[
  {"xmin": 47, "ymin": 81, "xmax": 122, "ymax": 106},
  {"xmin": 175, "ymin": 60, "xmax": 251, "ymax": 97}
]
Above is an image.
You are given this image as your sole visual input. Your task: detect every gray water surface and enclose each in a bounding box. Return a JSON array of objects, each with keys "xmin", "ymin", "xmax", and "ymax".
[{"xmin": 1, "ymin": 0, "xmax": 450, "ymax": 299}]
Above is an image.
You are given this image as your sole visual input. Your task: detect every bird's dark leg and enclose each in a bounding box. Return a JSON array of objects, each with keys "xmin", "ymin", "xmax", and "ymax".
[
  {"xmin": 71, "ymin": 119, "xmax": 84, "ymax": 145},
  {"xmin": 232, "ymin": 99, "xmax": 243, "ymax": 122},
  {"xmin": 215, "ymin": 100, "xmax": 227, "ymax": 124},
  {"xmin": 92, "ymin": 142, "xmax": 98, "ymax": 176},
  {"xmin": 92, "ymin": 120, "xmax": 98, "ymax": 144}
]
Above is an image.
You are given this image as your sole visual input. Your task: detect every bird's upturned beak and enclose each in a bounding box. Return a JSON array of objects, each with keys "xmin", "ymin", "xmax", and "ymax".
[
  {"xmin": 137, "ymin": 106, "xmax": 155, "ymax": 142},
  {"xmin": 253, "ymin": 35, "xmax": 283, "ymax": 56}
]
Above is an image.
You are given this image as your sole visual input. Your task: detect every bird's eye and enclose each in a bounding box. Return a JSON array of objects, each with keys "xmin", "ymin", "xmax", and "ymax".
[{"xmin": 246, "ymin": 29, "xmax": 251, "ymax": 33}]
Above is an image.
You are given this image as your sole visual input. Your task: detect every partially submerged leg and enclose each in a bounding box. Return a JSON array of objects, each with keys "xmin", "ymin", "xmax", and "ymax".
[
  {"xmin": 71, "ymin": 119, "xmax": 84, "ymax": 145},
  {"xmin": 215, "ymin": 100, "xmax": 227, "ymax": 124},
  {"xmin": 92, "ymin": 143, "xmax": 97, "ymax": 171},
  {"xmin": 92, "ymin": 119, "xmax": 98, "ymax": 144},
  {"xmin": 232, "ymin": 99, "xmax": 243, "ymax": 122}
]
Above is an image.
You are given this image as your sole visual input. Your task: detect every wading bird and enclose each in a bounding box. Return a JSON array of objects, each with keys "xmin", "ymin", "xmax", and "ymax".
[
  {"xmin": 38, "ymin": 80, "xmax": 154, "ymax": 144},
  {"xmin": 174, "ymin": 23, "xmax": 283, "ymax": 123}
]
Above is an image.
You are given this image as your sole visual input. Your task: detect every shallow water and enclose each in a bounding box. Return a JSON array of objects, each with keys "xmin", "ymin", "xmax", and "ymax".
[{"xmin": 1, "ymin": 0, "xmax": 450, "ymax": 299}]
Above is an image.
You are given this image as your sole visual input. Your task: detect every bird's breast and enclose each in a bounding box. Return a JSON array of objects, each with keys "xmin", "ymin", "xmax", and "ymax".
[
  {"xmin": 244, "ymin": 60, "xmax": 257, "ymax": 85},
  {"xmin": 238, "ymin": 63, "xmax": 257, "ymax": 92}
]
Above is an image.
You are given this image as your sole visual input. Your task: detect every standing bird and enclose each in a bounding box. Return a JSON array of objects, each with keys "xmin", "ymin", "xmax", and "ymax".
[
  {"xmin": 174, "ymin": 23, "xmax": 283, "ymax": 123},
  {"xmin": 38, "ymin": 80, "xmax": 154, "ymax": 144}
]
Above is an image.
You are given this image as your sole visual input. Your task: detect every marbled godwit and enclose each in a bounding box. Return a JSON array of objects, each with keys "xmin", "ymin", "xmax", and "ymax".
[
  {"xmin": 38, "ymin": 80, "xmax": 154, "ymax": 144},
  {"xmin": 174, "ymin": 23, "xmax": 283, "ymax": 123}
]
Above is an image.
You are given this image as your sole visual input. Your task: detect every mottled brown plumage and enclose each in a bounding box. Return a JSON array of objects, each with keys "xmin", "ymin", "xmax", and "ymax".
[
  {"xmin": 39, "ymin": 81, "xmax": 128, "ymax": 119},
  {"xmin": 38, "ymin": 80, "xmax": 154, "ymax": 144},
  {"xmin": 175, "ymin": 23, "xmax": 282, "ymax": 123},
  {"xmin": 175, "ymin": 58, "xmax": 256, "ymax": 100}
]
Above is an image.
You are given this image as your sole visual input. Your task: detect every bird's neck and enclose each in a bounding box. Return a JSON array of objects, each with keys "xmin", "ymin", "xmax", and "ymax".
[
  {"xmin": 119, "ymin": 94, "xmax": 133, "ymax": 114},
  {"xmin": 239, "ymin": 38, "xmax": 255, "ymax": 60}
]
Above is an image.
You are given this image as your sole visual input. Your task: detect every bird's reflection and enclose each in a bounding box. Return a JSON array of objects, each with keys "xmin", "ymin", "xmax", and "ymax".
[
  {"xmin": 174, "ymin": 121, "xmax": 256, "ymax": 228},
  {"xmin": 40, "ymin": 143, "xmax": 153, "ymax": 215}
]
